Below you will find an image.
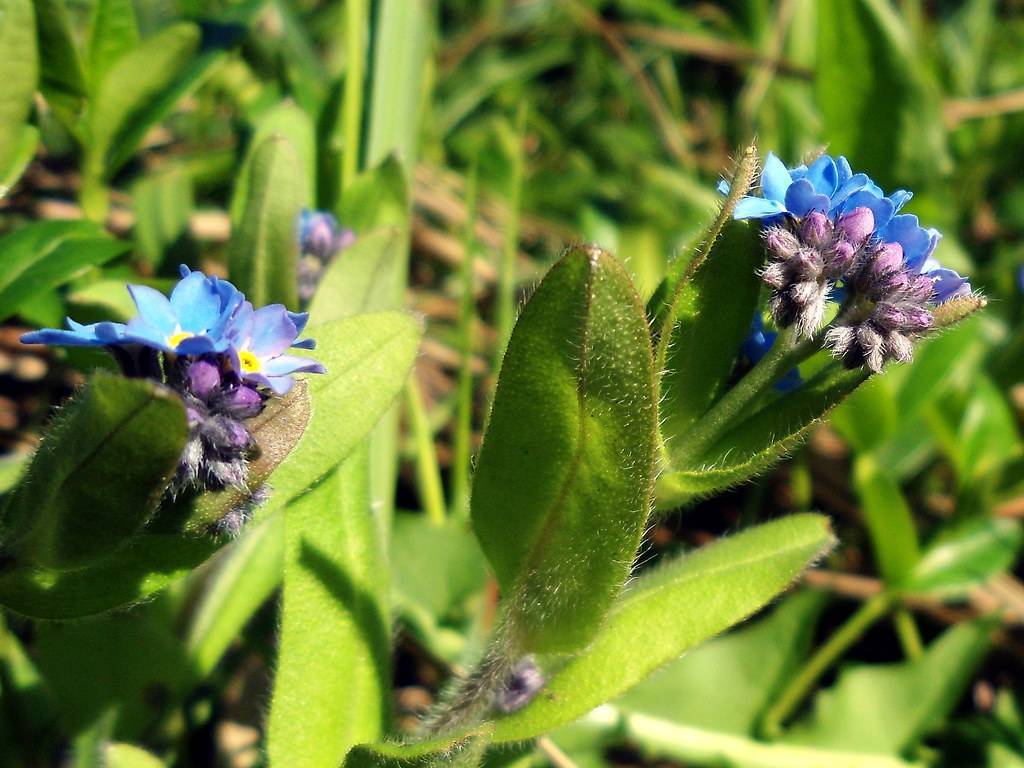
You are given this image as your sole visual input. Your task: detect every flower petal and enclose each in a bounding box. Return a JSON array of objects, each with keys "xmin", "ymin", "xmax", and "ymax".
[
  {"xmin": 128, "ymin": 284, "xmax": 178, "ymax": 336},
  {"xmin": 805, "ymin": 155, "xmax": 838, "ymax": 196},
  {"xmin": 842, "ymin": 190, "xmax": 895, "ymax": 231},
  {"xmin": 784, "ymin": 179, "xmax": 830, "ymax": 217},
  {"xmin": 760, "ymin": 153, "xmax": 791, "ymax": 202},
  {"xmin": 734, "ymin": 196, "xmax": 787, "ymax": 220},
  {"xmin": 927, "ymin": 267, "xmax": 971, "ymax": 303},
  {"xmin": 836, "ymin": 156, "xmax": 853, "ymax": 185},
  {"xmin": 881, "ymin": 214, "xmax": 931, "ymax": 271},
  {"xmin": 262, "ymin": 354, "xmax": 327, "ymax": 378},
  {"xmin": 248, "ymin": 305, "xmax": 299, "ymax": 357},
  {"xmin": 169, "ymin": 270, "xmax": 226, "ymax": 333}
]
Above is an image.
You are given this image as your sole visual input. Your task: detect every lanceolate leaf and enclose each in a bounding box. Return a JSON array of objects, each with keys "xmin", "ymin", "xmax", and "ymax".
[
  {"xmin": 268, "ymin": 445, "xmax": 390, "ymax": 767},
  {"xmin": 35, "ymin": 0, "xmax": 87, "ymax": 106},
  {"xmin": 658, "ymin": 220, "xmax": 764, "ymax": 440},
  {"xmin": 0, "ymin": 0, "xmax": 38, "ymax": 184},
  {"xmin": 659, "ymin": 365, "xmax": 869, "ymax": 507},
  {"xmin": 472, "ymin": 246, "xmax": 658, "ymax": 654},
  {"xmin": 228, "ymin": 134, "xmax": 305, "ymax": 309},
  {"xmin": 309, "ymin": 228, "xmax": 405, "ymax": 324},
  {"xmin": 84, "ymin": 23, "xmax": 200, "ymax": 180},
  {"xmin": 490, "ymin": 514, "xmax": 835, "ymax": 742},
  {"xmin": 86, "ymin": 0, "xmax": 139, "ymax": 90},
  {"xmin": 0, "ymin": 374, "xmax": 186, "ymax": 570},
  {"xmin": 267, "ymin": 311, "xmax": 422, "ymax": 507}
]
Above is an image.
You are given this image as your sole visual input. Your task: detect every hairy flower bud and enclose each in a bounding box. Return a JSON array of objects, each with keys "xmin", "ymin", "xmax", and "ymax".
[
  {"xmin": 800, "ymin": 211, "xmax": 832, "ymax": 249},
  {"xmin": 836, "ymin": 206, "xmax": 875, "ymax": 247},
  {"xmin": 186, "ymin": 359, "xmax": 221, "ymax": 399}
]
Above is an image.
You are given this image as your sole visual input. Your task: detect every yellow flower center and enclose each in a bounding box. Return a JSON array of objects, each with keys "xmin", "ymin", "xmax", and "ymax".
[
  {"xmin": 168, "ymin": 330, "xmax": 194, "ymax": 348},
  {"xmin": 239, "ymin": 350, "xmax": 261, "ymax": 373}
]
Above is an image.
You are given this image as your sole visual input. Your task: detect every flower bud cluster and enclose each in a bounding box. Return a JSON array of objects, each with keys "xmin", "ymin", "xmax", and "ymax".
[{"xmin": 298, "ymin": 209, "xmax": 355, "ymax": 302}]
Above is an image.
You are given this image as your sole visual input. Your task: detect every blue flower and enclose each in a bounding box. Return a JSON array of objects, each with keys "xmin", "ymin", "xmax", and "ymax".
[
  {"xmin": 741, "ymin": 315, "xmax": 802, "ymax": 392},
  {"xmin": 225, "ymin": 302, "xmax": 325, "ymax": 395},
  {"xmin": 122, "ymin": 266, "xmax": 245, "ymax": 354},
  {"xmin": 299, "ymin": 209, "xmax": 354, "ymax": 261},
  {"xmin": 725, "ymin": 153, "xmax": 910, "ymax": 224},
  {"xmin": 21, "ymin": 318, "xmax": 127, "ymax": 348}
]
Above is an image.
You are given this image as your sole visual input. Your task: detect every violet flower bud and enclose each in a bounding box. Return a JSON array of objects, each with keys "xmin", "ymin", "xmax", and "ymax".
[
  {"xmin": 800, "ymin": 211, "xmax": 832, "ymax": 250},
  {"xmin": 186, "ymin": 359, "xmax": 222, "ymax": 400},
  {"xmin": 836, "ymin": 206, "xmax": 875, "ymax": 247}
]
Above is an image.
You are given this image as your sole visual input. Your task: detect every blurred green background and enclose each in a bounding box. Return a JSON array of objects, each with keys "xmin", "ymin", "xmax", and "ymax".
[{"xmin": 2, "ymin": 1, "xmax": 1024, "ymax": 766}]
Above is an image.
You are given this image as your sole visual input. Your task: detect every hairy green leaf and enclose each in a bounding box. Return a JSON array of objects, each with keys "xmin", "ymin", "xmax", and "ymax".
[
  {"xmin": 268, "ymin": 445, "xmax": 390, "ymax": 767},
  {"xmin": 0, "ymin": 374, "xmax": 186, "ymax": 570},
  {"xmin": 490, "ymin": 514, "xmax": 835, "ymax": 742},
  {"xmin": 267, "ymin": 311, "xmax": 422, "ymax": 507},
  {"xmin": 309, "ymin": 228, "xmax": 405, "ymax": 324},
  {"xmin": 228, "ymin": 134, "xmax": 305, "ymax": 308},
  {"xmin": 472, "ymin": 246, "xmax": 658, "ymax": 654},
  {"xmin": 658, "ymin": 220, "xmax": 764, "ymax": 439},
  {"xmin": 659, "ymin": 365, "xmax": 869, "ymax": 507}
]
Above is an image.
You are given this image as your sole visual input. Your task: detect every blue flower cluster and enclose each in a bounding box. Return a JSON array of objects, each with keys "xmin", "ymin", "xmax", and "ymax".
[
  {"xmin": 23, "ymin": 267, "xmax": 325, "ymax": 503},
  {"xmin": 728, "ymin": 152, "xmax": 976, "ymax": 374},
  {"xmin": 728, "ymin": 153, "xmax": 970, "ymax": 304},
  {"xmin": 23, "ymin": 266, "xmax": 323, "ymax": 395},
  {"xmin": 298, "ymin": 209, "xmax": 355, "ymax": 301}
]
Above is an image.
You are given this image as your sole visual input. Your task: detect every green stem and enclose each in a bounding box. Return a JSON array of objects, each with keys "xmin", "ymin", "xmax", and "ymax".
[
  {"xmin": 893, "ymin": 608, "xmax": 924, "ymax": 661},
  {"xmin": 674, "ymin": 325, "xmax": 818, "ymax": 466},
  {"xmin": 451, "ymin": 161, "xmax": 478, "ymax": 520},
  {"xmin": 406, "ymin": 377, "xmax": 447, "ymax": 526},
  {"xmin": 761, "ymin": 592, "xmax": 894, "ymax": 738},
  {"xmin": 341, "ymin": 0, "xmax": 368, "ymax": 193}
]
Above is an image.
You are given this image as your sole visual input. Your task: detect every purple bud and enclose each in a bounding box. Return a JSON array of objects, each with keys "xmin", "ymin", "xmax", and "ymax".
[
  {"xmin": 800, "ymin": 211, "xmax": 832, "ymax": 249},
  {"xmin": 300, "ymin": 210, "xmax": 344, "ymax": 261},
  {"xmin": 765, "ymin": 227, "xmax": 799, "ymax": 259},
  {"xmin": 760, "ymin": 262, "xmax": 788, "ymax": 290},
  {"xmin": 870, "ymin": 242, "xmax": 904, "ymax": 281},
  {"xmin": 791, "ymin": 247, "xmax": 824, "ymax": 280},
  {"xmin": 221, "ymin": 385, "xmax": 263, "ymax": 418},
  {"xmin": 187, "ymin": 359, "xmax": 221, "ymax": 400},
  {"xmin": 902, "ymin": 305, "xmax": 933, "ymax": 332},
  {"xmin": 837, "ymin": 206, "xmax": 875, "ymax": 247},
  {"xmin": 885, "ymin": 332, "xmax": 914, "ymax": 363},
  {"xmin": 828, "ymin": 241, "xmax": 856, "ymax": 276},
  {"xmin": 495, "ymin": 658, "xmax": 546, "ymax": 714},
  {"xmin": 874, "ymin": 302, "xmax": 906, "ymax": 330}
]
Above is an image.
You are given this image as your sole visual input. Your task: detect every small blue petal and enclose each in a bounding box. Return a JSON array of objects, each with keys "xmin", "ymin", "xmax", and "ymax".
[
  {"xmin": 842, "ymin": 190, "xmax": 896, "ymax": 230},
  {"xmin": 927, "ymin": 267, "xmax": 971, "ymax": 303},
  {"xmin": 806, "ymin": 155, "xmax": 838, "ymax": 196},
  {"xmin": 836, "ymin": 156, "xmax": 853, "ymax": 185},
  {"xmin": 717, "ymin": 179, "xmax": 731, "ymax": 195},
  {"xmin": 734, "ymin": 196, "xmax": 787, "ymax": 219},
  {"xmin": 169, "ymin": 271, "xmax": 224, "ymax": 333},
  {"xmin": 881, "ymin": 214, "xmax": 931, "ymax": 271},
  {"xmin": 887, "ymin": 190, "xmax": 913, "ymax": 212},
  {"xmin": 830, "ymin": 173, "xmax": 872, "ymax": 210},
  {"xmin": 128, "ymin": 284, "xmax": 178, "ymax": 337},
  {"xmin": 784, "ymin": 179, "xmax": 831, "ymax": 217},
  {"xmin": 760, "ymin": 153, "xmax": 792, "ymax": 203}
]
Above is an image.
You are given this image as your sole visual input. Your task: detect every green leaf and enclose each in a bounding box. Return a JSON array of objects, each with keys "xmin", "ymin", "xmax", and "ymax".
[
  {"xmin": 86, "ymin": 0, "xmax": 139, "ymax": 90},
  {"xmin": 309, "ymin": 228, "xmax": 405, "ymax": 324},
  {"xmin": 339, "ymin": 155, "xmax": 409, "ymax": 234},
  {"xmin": 266, "ymin": 311, "xmax": 422, "ymax": 507},
  {"xmin": 391, "ymin": 513, "xmax": 489, "ymax": 664},
  {"xmin": 229, "ymin": 102, "xmax": 316, "ymax": 224},
  {"xmin": 615, "ymin": 591, "xmax": 828, "ymax": 736},
  {"xmin": 0, "ymin": 222, "xmax": 130, "ymax": 322},
  {"xmin": 182, "ymin": 514, "xmax": 284, "ymax": 679},
  {"xmin": 0, "ymin": 125, "xmax": 38, "ymax": 197},
  {"xmin": 268, "ymin": 445, "xmax": 390, "ymax": 767},
  {"xmin": 491, "ymin": 514, "xmax": 835, "ymax": 742},
  {"xmin": 657, "ymin": 220, "xmax": 764, "ymax": 440},
  {"xmin": 814, "ymin": 0, "xmax": 947, "ymax": 187},
  {"xmin": 658, "ymin": 365, "xmax": 869, "ymax": 506},
  {"xmin": 0, "ymin": 385, "xmax": 308, "ymax": 619},
  {"xmin": 783, "ymin": 622, "xmax": 992, "ymax": 754},
  {"xmin": 131, "ymin": 167, "xmax": 195, "ymax": 269},
  {"xmin": 0, "ymin": 0, "xmax": 38, "ymax": 184},
  {"xmin": 228, "ymin": 134, "xmax": 305, "ymax": 308},
  {"xmin": 0, "ymin": 373, "xmax": 187, "ymax": 570},
  {"xmin": 84, "ymin": 23, "xmax": 200, "ymax": 180},
  {"xmin": 103, "ymin": 744, "xmax": 165, "ymax": 768},
  {"xmin": 852, "ymin": 455, "xmax": 921, "ymax": 586},
  {"xmin": 344, "ymin": 729, "xmax": 494, "ymax": 768},
  {"xmin": 471, "ymin": 246, "xmax": 658, "ymax": 654},
  {"xmin": 34, "ymin": 0, "xmax": 87, "ymax": 106},
  {"xmin": 910, "ymin": 517, "xmax": 1023, "ymax": 597}
]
